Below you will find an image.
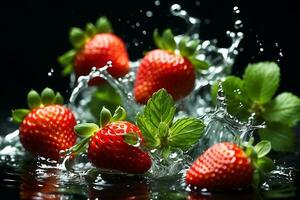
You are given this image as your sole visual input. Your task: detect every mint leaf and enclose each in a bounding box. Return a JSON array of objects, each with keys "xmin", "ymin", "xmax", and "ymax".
[
  {"xmin": 211, "ymin": 76, "xmax": 250, "ymax": 120},
  {"xmin": 88, "ymin": 84, "xmax": 122, "ymax": 120},
  {"xmin": 258, "ymin": 123, "xmax": 295, "ymax": 152},
  {"xmin": 263, "ymin": 92, "xmax": 300, "ymax": 127},
  {"xmin": 243, "ymin": 62, "xmax": 280, "ymax": 104},
  {"xmin": 256, "ymin": 156, "xmax": 274, "ymax": 173},
  {"xmin": 158, "ymin": 122, "xmax": 169, "ymax": 138},
  {"xmin": 254, "ymin": 140, "xmax": 271, "ymax": 158},
  {"xmin": 143, "ymin": 89, "xmax": 176, "ymax": 128},
  {"xmin": 74, "ymin": 123, "xmax": 99, "ymax": 138},
  {"xmin": 136, "ymin": 114, "xmax": 160, "ymax": 148},
  {"xmin": 136, "ymin": 89, "xmax": 175, "ymax": 149},
  {"xmin": 168, "ymin": 118, "xmax": 205, "ymax": 150}
]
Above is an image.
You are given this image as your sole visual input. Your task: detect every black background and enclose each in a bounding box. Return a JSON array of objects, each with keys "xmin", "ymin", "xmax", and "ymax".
[{"xmin": 0, "ymin": 0, "xmax": 299, "ymax": 124}]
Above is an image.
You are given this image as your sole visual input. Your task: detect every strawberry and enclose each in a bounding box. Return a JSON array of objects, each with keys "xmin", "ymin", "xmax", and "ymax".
[
  {"xmin": 134, "ymin": 29, "xmax": 209, "ymax": 104},
  {"xmin": 69, "ymin": 106, "xmax": 152, "ymax": 174},
  {"xmin": 58, "ymin": 17, "xmax": 129, "ymax": 85},
  {"xmin": 12, "ymin": 88, "xmax": 77, "ymax": 160},
  {"xmin": 186, "ymin": 141, "xmax": 274, "ymax": 190}
]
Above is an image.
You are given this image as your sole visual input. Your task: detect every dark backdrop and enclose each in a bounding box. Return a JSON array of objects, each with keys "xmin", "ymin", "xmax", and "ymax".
[{"xmin": 0, "ymin": 0, "xmax": 299, "ymax": 123}]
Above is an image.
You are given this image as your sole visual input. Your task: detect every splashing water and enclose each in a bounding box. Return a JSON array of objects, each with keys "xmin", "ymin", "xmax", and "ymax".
[
  {"xmin": 190, "ymin": 82, "xmax": 266, "ymax": 158},
  {"xmin": 68, "ymin": 4, "xmax": 244, "ymax": 122}
]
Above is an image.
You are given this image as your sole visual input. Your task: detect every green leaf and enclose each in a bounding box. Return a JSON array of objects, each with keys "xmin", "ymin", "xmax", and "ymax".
[
  {"xmin": 168, "ymin": 118, "xmax": 205, "ymax": 150},
  {"xmin": 179, "ymin": 37, "xmax": 200, "ymax": 57},
  {"xmin": 69, "ymin": 27, "xmax": 87, "ymax": 49},
  {"xmin": 54, "ymin": 92, "xmax": 64, "ymax": 105},
  {"xmin": 41, "ymin": 87, "xmax": 55, "ymax": 105},
  {"xmin": 27, "ymin": 89, "xmax": 41, "ymax": 109},
  {"xmin": 243, "ymin": 62, "xmax": 280, "ymax": 104},
  {"xmin": 136, "ymin": 113, "xmax": 160, "ymax": 148},
  {"xmin": 158, "ymin": 122, "xmax": 169, "ymax": 138},
  {"xmin": 188, "ymin": 56, "xmax": 209, "ymax": 71},
  {"xmin": 254, "ymin": 140, "xmax": 271, "ymax": 158},
  {"xmin": 85, "ymin": 22, "xmax": 97, "ymax": 36},
  {"xmin": 61, "ymin": 64, "xmax": 73, "ymax": 76},
  {"xmin": 258, "ymin": 123, "xmax": 295, "ymax": 152},
  {"xmin": 211, "ymin": 77, "xmax": 250, "ymax": 120},
  {"xmin": 100, "ymin": 107, "xmax": 112, "ymax": 127},
  {"xmin": 161, "ymin": 29, "xmax": 176, "ymax": 51},
  {"xmin": 143, "ymin": 89, "xmax": 176, "ymax": 129},
  {"xmin": 58, "ymin": 50, "xmax": 76, "ymax": 66},
  {"xmin": 252, "ymin": 169, "xmax": 262, "ymax": 188},
  {"xmin": 111, "ymin": 106, "xmax": 126, "ymax": 122},
  {"xmin": 95, "ymin": 17, "xmax": 113, "ymax": 33},
  {"xmin": 153, "ymin": 29, "xmax": 163, "ymax": 49},
  {"xmin": 263, "ymin": 92, "xmax": 300, "ymax": 126},
  {"xmin": 74, "ymin": 123, "xmax": 99, "ymax": 138},
  {"xmin": 123, "ymin": 132, "xmax": 140, "ymax": 146},
  {"xmin": 87, "ymin": 84, "xmax": 122, "ymax": 120},
  {"xmin": 12, "ymin": 109, "xmax": 30, "ymax": 123},
  {"xmin": 178, "ymin": 36, "xmax": 190, "ymax": 56},
  {"xmin": 256, "ymin": 156, "xmax": 274, "ymax": 173}
]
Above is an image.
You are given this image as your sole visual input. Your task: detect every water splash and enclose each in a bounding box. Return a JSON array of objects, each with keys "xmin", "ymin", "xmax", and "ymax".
[
  {"xmin": 68, "ymin": 61, "xmax": 141, "ymax": 122},
  {"xmin": 189, "ymin": 82, "xmax": 265, "ymax": 158}
]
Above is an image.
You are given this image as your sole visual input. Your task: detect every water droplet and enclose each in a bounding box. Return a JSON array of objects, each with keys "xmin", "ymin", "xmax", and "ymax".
[
  {"xmin": 234, "ymin": 20, "xmax": 243, "ymax": 29},
  {"xmin": 135, "ymin": 22, "xmax": 140, "ymax": 27},
  {"xmin": 146, "ymin": 10, "xmax": 153, "ymax": 17},
  {"xmin": 47, "ymin": 68, "xmax": 54, "ymax": 76},
  {"xmin": 154, "ymin": 0, "xmax": 160, "ymax": 6},
  {"xmin": 259, "ymin": 48, "xmax": 264, "ymax": 52},
  {"xmin": 233, "ymin": 6, "xmax": 240, "ymax": 14},
  {"xmin": 279, "ymin": 51, "xmax": 283, "ymax": 57},
  {"xmin": 142, "ymin": 30, "xmax": 147, "ymax": 35},
  {"xmin": 139, "ymin": 9, "xmax": 143, "ymax": 13},
  {"xmin": 195, "ymin": 1, "xmax": 200, "ymax": 6}
]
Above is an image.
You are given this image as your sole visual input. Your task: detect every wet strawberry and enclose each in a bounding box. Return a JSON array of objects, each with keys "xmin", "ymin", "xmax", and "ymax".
[
  {"xmin": 58, "ymin": 17, "xmax": 129, "ymax": 85},
  {"xmin": 69, "ymin": 107, "xmax": 152, "ymax": 174},
  {"xmin": 12, "ymin": 88, "xmax": 77, "ymax": 160},
  {"xmin": 186, "ymin": 141, "xmax": 274, "ymax": 190},
  {"xmin": 134, "ymin": 29, "xmax": 209, "ymax": 104},
  {"xmin": 88, "ymin": 120, "xmax": 152, "ymax": 174}
]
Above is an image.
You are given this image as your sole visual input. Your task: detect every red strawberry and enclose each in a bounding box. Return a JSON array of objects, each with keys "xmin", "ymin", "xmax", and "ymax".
[
  {"xmin": 71, "ymin": 107, "xmax": 152, "ymax": 174},
  {"xmin": 58, "ymin": 17, "xmax": 129, "ymax": 85},
  {"xmin": 88, "ymin": 120, "xmax": 152, "ymax": 174},
  {"xmin": 134, "ymin": 29, "xmax": 209, "ymax": 104},
  {"xmin": 134, "ymin": 49, "xmax": 195, "ymax": 104},
  {"xmin": 12, "ymin": 88, "xmax": 77, "ymax": 160},
  {"xmin": 186, "ymin": 141, "xmax": 274, "ymax": 190}
]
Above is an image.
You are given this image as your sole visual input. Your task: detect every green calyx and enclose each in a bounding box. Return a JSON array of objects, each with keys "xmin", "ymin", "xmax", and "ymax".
[
  {"xmin": 153, "ymin": 29, "xmax": 209, "ymax": 71},
  {"xmin": 12, "ymin": 87, "xmax": 64, "ymax": 124},
  {"xmin": 58, "ymin": 16, "xmax": 113, "ymax": 75},
  {"xmin": 136, "ymin": 89, "xmax": 205, "ymax": 157},
  {"xmin": 211, "ymin": 62, "xmax": 300, "ymax": 152},
  {"xmin": 242, "ymin": 139, "xmax": 274, "ymax": 188}
]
